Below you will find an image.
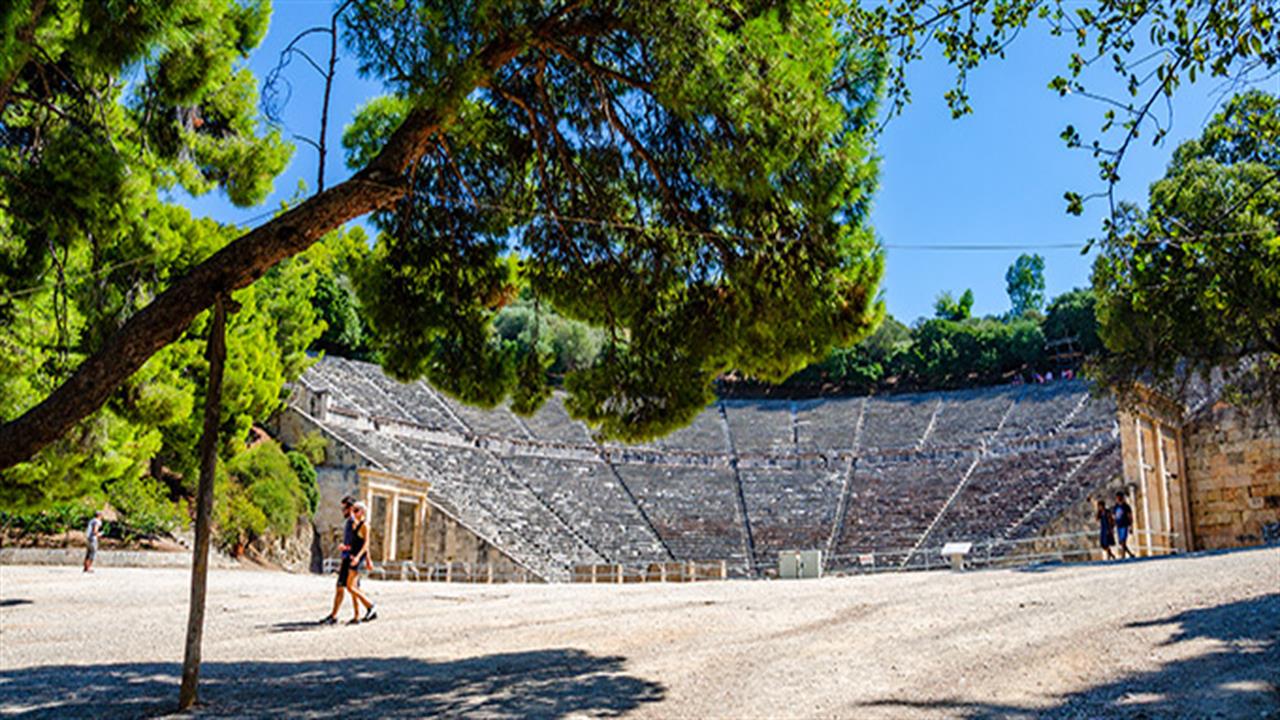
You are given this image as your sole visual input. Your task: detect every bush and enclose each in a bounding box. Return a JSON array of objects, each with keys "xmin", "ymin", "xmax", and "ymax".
[
  {"xmin": 903, "ymin": 318, "xmax": 1046, "ymax": 389},
  {"xmin": 287, "ymin": 450, "xmax": 319, "ymax": 514},
  {"xmin": 292, "ymin": 431, "xmax": 328, "ymax": 465},
  {"xmin": 248, "ymin": 474, "xmax": 300, "ymax": 537},
  {"xmin": 213, "ymin": 482, "xmax": 268, "ymax": 551},
  {"xmin": 213, "ymin": 441, "xmax": 311, "ymax": 551},
  {"xmin": 1043, "ymin": 288, "xmax": 1102, "ymax": 355},
  {"xmin": 0, "ymin": 501, "xmax": 96, "ymax": 536},
  {"xmin": 104, "ymin": 474, "xmax": 186, "ymax": 540}
]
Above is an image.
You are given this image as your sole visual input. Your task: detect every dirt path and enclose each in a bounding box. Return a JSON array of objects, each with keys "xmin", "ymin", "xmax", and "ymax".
[{"xmin": 2, "ymin": 546, "xmax": 1277, "ymax": 718}]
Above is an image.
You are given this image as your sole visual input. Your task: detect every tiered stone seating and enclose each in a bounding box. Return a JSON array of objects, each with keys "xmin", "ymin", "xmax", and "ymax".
[
  {"xmin": 612, "ymin": 464, "xmax": 749, "ymax": 573},
  {"xmin": 997, "ymin": 381, "xmax": 1088, "ymax": 441},
  {"xmin": 740, "ymin": 467, "xmax": 844, "ymax": 562},
  {"xmin": 302, "ymin": 362, "xmax": 367, "ymax": 416},
  {"xmin": 722, "ymin": 399, "xmax": 795, "ymax": 453},
  {"xmin": 650, "ymin": 406, "xmax": 729, "ymax": 453},
  {"xmin": 926, "ymin": 387, "xmax": 1019, "ymax": 449},
  {"xmin": 858, "ymin": 394, "xmax": 939, "ymax": 449},
  {"xmin": 502, "ymin": 455, "xmax": 668, "ymax": 563},
  {"xmin": 435, "ymin": 394, "xmax": 530, "ymax": 438},
  {"xmin": 926, "ymin": 446, "xmax": 1081, "ymax": 545},
  {"xmin": 1004, "ymin": 441, "xmax": 1123, "ymax": 541},
  {"xmin": 1058, "ymin": 393, "xmax": 1118, "ymax": 434},
  {"xmin": 395, "ymin": 442, "xmax": 596, "ymax": 577},
  {"xmin": 343, "ymin": 361, "xmax": 464, "ymax": 432},
  {"xmin": 294, "ymin": 357, "xmax": 1127, "ymax": 579},
  {"xmin": 520, "ymin": 396, "xmax": 595, "ymax": 445},
  {"xmin": 835, "ymin": 453, "xmax": 975, "ymax": 556},
  {"xmin": 794, "ymin": 397, "xmax": 861, "ymax": 452},
  {"xmin": 320, "ymin": 359, "xmax": 419, "ymax": 422}
]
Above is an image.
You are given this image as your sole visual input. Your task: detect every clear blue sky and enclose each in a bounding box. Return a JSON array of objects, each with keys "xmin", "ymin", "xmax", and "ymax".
[{"xmin": 181, "ymin": 2, "xmax": 1240, "ymax": 324}]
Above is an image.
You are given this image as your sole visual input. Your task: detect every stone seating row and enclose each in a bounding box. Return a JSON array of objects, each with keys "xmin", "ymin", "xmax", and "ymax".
[
  {"xmin": 740, "ymin": 467, "xmax": 845, "ymax": 563},
  {"xmin": 794, "ymin": 396, "xmax": 862, "ymax": 452},
  {"xmin": 1001, "ymin": 441, "xmax": 1123, "ymax": 542},
  {"xmin": 611, "ymin": 465, "xmax": 751, "ymax": 574},
  {"xmin": 298, "ymin": 359, "xmax": 1121, "ymax": 577},
  {"xmin": 394, "ymin": 442, "xmax": 596, "ymax": 579},
  {"xmin": 500, "ymin": 455, "xmax": 669, "ymax": 563},
  {"xmin": 834, "ymin": 454, "xmax": 977, "ymax": 554},
  {"xmin": 310, "ymin": 359, "xmax": 415, "ymax": 424},
  {"xmin": 305, "ymin": 358, "xmax": 1115, "ymax": 457},
  {"xmin": 519, "ymin": 399, "xmax": 595, "ymax": 445},
  {"xmin": 342, "ymin": 359, "xmax": 465, "ymax": 432},
  {"xmin": 927, "ymin": 446, "xmax": 1084, "ymax": 545},
  {"xmin": 721, "ymin": 400, "xmax": 795, "ymax": 453},
  {"xmin": 927, "ymin": 387, "xmax": 1019, "ymax": 448},
  {"xmin": 998, "ymin": 382, "xmax": 1098, "ymax": 440},
  {"xmin": 857, "ymin": 395, "xmax": 942, "ymax": 450}
]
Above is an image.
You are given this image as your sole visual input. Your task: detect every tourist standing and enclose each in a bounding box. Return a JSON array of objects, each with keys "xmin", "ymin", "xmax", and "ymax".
[
  {"xmin": 1095, "ymin": 499, "xmax": 1115, "ymax": 560},
  {"xmin": 83, "ymin": 511, "xmax": 102, "ymax": 573},
  {"xmin": 1113, "ymin": 491, "xmax": 1136, "ymax": 559},
  {"xmin": 344, "ymin": 501, "xmax": 377, "ymax": 624},
  {"xmin": 320, "ymin": 496, "xmax": 356, "ymax": 625}
]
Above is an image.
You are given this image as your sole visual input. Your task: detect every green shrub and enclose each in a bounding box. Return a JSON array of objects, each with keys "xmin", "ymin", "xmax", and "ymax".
[
  {"xmin": 292, "ymin": 431, "xmax": 329, "ymax": 465},
  {"xmin": 0, "ymin": 501, "xmax": 96, "ymax": 536},
  {"xmin": 248, "ymin": 474, "xmax": 300, "ymax": 537},
  {"xmin": 213, "ymin": 481, "xmax": 268, "ymax": 550},
  {"xmin": 105, "ymin": 474, "xmax": 186, "ymax": 540},
  {"xmin": 213, "ymin": 441, "xmax": 309, "ymax": 551},
  {"xmin": 286, "ymin": 450, "xmax": 319, "ymax": 514}
]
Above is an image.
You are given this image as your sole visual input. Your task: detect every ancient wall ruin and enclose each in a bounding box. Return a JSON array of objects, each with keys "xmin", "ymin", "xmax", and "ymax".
[{"xmin": 1183, "ymin": 399, "xmax": 1280, "ymax": 549}]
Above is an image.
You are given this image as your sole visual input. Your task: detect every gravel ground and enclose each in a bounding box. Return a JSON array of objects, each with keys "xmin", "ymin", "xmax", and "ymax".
[{"xmin": 1, "ymin": 546, "xmax": 1277, "ymax": 719}]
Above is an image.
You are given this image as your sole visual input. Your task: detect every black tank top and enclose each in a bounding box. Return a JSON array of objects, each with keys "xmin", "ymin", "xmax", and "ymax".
[{"xmin": 350, "ymin": 520, "xmax": 367, "ymax": 558}]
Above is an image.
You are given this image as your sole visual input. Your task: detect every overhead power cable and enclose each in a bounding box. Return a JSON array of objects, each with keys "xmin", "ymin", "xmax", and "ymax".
[{"xmin": 4, "ymin": 189, "xmax": 1272, "ymax": 301}]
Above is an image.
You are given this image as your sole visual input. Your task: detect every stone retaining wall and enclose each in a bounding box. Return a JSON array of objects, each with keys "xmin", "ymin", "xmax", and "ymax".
[
  {"xmin": 1184, "ymin": 399, "xmax": 1280, "ymax": 549},
  {"xmin": 0, "ymin": 547, "xmax": 237, "ymax": 569}
]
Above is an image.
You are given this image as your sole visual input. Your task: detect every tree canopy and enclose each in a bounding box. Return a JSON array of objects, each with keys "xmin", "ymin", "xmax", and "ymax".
[
  {"xmin": 1091, "ymin": 90, "xmax": 1280, "ymax": 406},
  {"xmin": 0, "ymin": 0, "xmax": 344, "ymax": 536},
  {"xmin": 933, "ymin": 289, "xmax": 974, "ymax": 322},
  {"xmin": 2, "ymin": 0, "xmax": 1277, "ymax": 470},
  {"xmin": 1005, "ymin": 253, "xmax": 1046, "ymax": 318},
  {"xmin": 341, "ymin": 1, "xmax": 886, "ymax": 440}
]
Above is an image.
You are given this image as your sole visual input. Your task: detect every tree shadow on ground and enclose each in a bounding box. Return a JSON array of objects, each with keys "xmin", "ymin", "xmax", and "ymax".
[
  {"xmin": 858, "ymin": 593, "xmax": 1280, "ymax": 719},
  {"xmin": 0, "ymin": 648, "xmax": 665, "ymax": 719}
]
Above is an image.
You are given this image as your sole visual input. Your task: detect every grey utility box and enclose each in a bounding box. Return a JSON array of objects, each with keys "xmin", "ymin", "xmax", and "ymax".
[{"xmin": 777, "ymin": 550, "xmax": 823, "ymax": 579}]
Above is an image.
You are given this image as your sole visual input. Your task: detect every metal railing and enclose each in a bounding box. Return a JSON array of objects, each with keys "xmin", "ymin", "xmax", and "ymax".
[
  {"xmin": 820, "ymin": 530, "xmax": 1181, "ymax": 574},
  {"xmin": 569, "ymin": 560, "xmax": 730, "ymax": 583},
  {"xmin": 320, "ymin": 529, "xmax": 1182, "ymax": 584},
  {"xmin": 321, "ymin": 558, "xmax": 540, "ymax": 583}
]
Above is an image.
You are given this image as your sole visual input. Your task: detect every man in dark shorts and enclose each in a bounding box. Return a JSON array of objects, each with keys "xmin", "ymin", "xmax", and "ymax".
[
  {"xmin": 319, "ymin": 496, "xmax": 356, "ymax": 625},
  {"xmin": 1114, "ymin": 491, "xmax": 1136, "ymax": 559}
]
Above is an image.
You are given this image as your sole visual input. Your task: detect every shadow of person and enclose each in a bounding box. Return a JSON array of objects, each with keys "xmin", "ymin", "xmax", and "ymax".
[
  {"xmin": 262, "ymin": 619, "xmax": 331, "ymax": 633},
  {"xmin": 0, "ymin": 648, "xmax": 665, "ymax": 719},
  {"xmin": 0, "ymin": 599, "xmax": 33, "ymax": 608}
]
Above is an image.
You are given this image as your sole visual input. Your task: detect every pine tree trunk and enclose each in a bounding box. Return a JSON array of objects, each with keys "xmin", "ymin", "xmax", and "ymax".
[{"xmin": 178, "ymin": 296, "xmax": 228, "ymax": 711}]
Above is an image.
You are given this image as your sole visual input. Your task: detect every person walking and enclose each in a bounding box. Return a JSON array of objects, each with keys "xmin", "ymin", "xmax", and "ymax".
[
  {"xmin": 1113, "ymin": 491, "xmax": 1136, "ymax": 559},
  {"xmin": 319, "ymin": 496, "xmax": 357, "ymax": 625},
  {"xmin": 83, "ymin": 511, "xmax": 103, "ymax": 573},
  {"xmin": 344, "ymin": 501, "xmax": 377, "ymax": 624},
  {"xmin": 1095, "ymin": 499, "xmax": 1116, "ymax": 560}
]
